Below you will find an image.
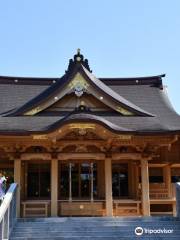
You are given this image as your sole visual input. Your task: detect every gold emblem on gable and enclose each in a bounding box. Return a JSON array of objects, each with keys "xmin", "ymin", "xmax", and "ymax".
[{"xmin": 68, "ymin": 73, "xmax": 89, "ymax": 90}]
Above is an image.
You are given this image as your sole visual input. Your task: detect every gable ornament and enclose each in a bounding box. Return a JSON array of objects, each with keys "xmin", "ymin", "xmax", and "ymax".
[{"xmin": 68, "ymin": 73, "xmax": 89, "ymax": 97}]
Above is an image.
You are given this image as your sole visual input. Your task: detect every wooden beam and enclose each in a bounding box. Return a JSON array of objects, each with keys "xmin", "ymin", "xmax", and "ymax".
[
  {"xmin": 14, "ymin": 159, "xmax": 21, "ymax": 217},
  {"xmin": 58, "ymin": 153, "xmax": 105, "ymax": 160},
  {"xmin": 21, "ymin": 153, "xmax": 52, "ymax": 160},
  {"xmin": 149, "ymin": 163, "xmax": 168, "ymax": 168},
  {"xmin": 57, "ymin": 140, "xmax": 106, "ymax": 146},
  {"xmin": 141, "ymin": 159, "xmax": 150, "ymax": 216},
  {"xmin": 105, "ymin": 158, "xmax": 113, "ymax": 216},
  {"xmin": 112, "ymin": 153, "xmax": 142, "ymax": 160},
  {"xmin": 51, "ymin": 159, "xmax": 58, "ymax": 217},
  {"xmin": 171, "ymin": 164, "xmax": 180, "ymax": 168}
]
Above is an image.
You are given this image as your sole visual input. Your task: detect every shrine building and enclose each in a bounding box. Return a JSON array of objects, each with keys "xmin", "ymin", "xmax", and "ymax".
[{"xmin": 0, "ymin": 50, "xmax": 180, "ymax": 218}]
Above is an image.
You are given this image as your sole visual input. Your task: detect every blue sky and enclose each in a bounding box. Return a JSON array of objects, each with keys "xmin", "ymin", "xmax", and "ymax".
[{"xmin": 0, "ymin": 0, "xmax": 180, "ymax": 113}]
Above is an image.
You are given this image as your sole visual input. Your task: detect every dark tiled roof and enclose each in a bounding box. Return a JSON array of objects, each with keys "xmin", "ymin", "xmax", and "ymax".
[
  {"xmin": 0, "ymin": 84, "xmax": 47, "ymax": 114},
  {"xmin": 0, "ymin": 52, "xmax": 179, "ymax": 134},
  {"xmin": 0, "ymin": 79, "xmax": 179, "ymax": 134},
  {"xmin": 0, "ymin": 110, "xmax": 179, "ymax": 135},
  {"xmin": 81, "ymin": 65, "xmax": 153, "ymax": 116},
  {"xmin": 3, "ymin": 64, "xmax": 153, "ymax": 117},
  {"xmin": 0, "ymin": 82, "xmax": 179, "ymax": 134}
]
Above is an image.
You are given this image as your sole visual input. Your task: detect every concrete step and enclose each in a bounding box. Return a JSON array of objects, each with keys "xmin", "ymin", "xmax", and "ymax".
[
  {"xmin": 17, "ymin": 216, "xmax": 178, "ymax": 222},
  {"xmin": 10, "ymin": 217, "xmax": 180, "ymax": 240},
  {"xmin": 10, "ymin": 237, "xmax": 180, "ymax": 240}
]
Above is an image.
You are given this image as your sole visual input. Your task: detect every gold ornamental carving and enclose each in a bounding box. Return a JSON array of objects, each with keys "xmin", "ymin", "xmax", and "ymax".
[
  {"xmin": 32, "ymin": 135, "xmax": 48, "ymax": 140},
  {"xmin": 69, "ymin": 123, "xmax": 95, "ymax": 130},
  {"xmin": 116, "ymin": 135, "xmax": 132, "ymax": 140},
  {"xmin": 68, "ymin": 73, "xmax": 89, "ymax": 90},
  {"xmin": 116, "ymin": 106, "xmax": 134, "ymax": 116}
]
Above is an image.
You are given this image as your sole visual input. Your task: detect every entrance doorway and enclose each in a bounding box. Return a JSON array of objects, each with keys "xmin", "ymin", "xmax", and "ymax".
[
  {"xmin": 59, "ymin": 161, "xmax": 98, "ymax": 200},
  {"xmin": 112, "ymin": 163, "xmax": 129, "ymax": 198},
  {"xmin": 58, "ymin": 160, "xmax": 105, "ymax": 216}
]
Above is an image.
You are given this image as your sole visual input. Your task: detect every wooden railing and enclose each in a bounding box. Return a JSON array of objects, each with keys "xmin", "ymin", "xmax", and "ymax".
[
  {"xmin": 149, "ymin": 183, "xmax": 169, "ymax": 199},
  {"xmin": 149, "ymin": 183, "xmax": 175, "ymax": 199},
  {"xmin": 149, "ymin": 183, "xmax": 176, "ymax": 216}
]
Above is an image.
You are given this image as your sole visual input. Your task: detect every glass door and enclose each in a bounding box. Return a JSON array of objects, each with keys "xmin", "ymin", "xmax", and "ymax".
[
  {"xmin": 59, "ymin": 161, "xmax": 98, "ymax": 200},
  {"xmin": 112, "ymin": 163, "xmax": 129, "ymax": 198}
]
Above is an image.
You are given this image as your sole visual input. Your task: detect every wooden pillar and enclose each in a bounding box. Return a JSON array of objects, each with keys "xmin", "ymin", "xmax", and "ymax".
[
  {"xmin": 14, "ymin": 159, "xmax": 21, "ymax": 218},
  {"xmin": 51, "ymin": 159, "xmax": 58, "ymax": 217},
  {"xmin": 163, "ymin": 165, "xmax": 171, "ymax": 197},
  {"xmin": 141, "ymin": 159, "xmax": 150, "ymax": 216},
  {"xmin": 128, "ymin": 162, "xmax": 133, "ymax": 198},
  {"xmin": 90, "ymin": 162, "xmax": 94, "ymax": 202},
  {"xmin": 69, "ymin": 163, "xmax": 72, "ymax": 202},
  {"xmin": 105, "ymin": 158, "xmax": 113, "ymax": 216},
  {"xmin": 134, "ymin": 163, "xmax": 139, "ymax": 199}
]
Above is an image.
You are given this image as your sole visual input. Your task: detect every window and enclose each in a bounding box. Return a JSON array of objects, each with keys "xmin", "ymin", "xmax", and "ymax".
[
  {"xmin": 27, "ymin": 163, "xmax": 50, "ymax": 199},
  {"xmin": 60, "ymin": 163, "xmax": 69, "ymax": 199}
]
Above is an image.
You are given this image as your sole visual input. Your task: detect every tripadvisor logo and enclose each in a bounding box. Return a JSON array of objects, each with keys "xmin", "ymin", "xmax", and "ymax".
[
  {"xmin": 135, "ymin": 226, "xmax": 174, "ymax": 236},
  {"xmin": 135, "ymin": 227, "xmax": 143, "ymax": 236}
]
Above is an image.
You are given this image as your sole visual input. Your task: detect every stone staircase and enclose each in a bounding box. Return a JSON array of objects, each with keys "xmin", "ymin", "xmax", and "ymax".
[{"xmin": 10, "ymin": 217, "xmax": 180, "ymax": 240}]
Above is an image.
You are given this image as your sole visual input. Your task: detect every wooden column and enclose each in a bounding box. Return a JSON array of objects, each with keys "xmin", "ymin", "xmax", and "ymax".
[
  {"xmin": 141, "ymin": 159, "xmax": 150, "ymax": 216},
  {"xmin": 163, "ymin": 165, "xmax": 171, "ymax": 197},
  {"xmin": 14, "ymin": 159, "xmax": 21, "ymax": 218},
  {"xmin": 105, "ymin": 158, "xmax": 113, "ymax": 216},
  {"xmin": 134, "ymin": 163, "xmax": 139, "ymax": 199},
  {"xmin": 128, "ymin": 162, "xmax": 133, "ymax": 198},
  {"xmin": 51, "ymin": 158, "xmax": 58, "ymax": 217}
]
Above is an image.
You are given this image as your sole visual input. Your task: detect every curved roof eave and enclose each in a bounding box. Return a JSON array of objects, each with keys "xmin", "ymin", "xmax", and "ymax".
[
  {"xmin": 0, "ymin": 114, "xmax": 179, "ymax": 136},
  {"xmin": 3, "ymin": 64, "xmax": 154, "ymax": 117},
  {"xmin": 81, "ymin": 65, "xmax": 154, "ymax": 116},
  {"xmin": 43, "ymin": 113, "xmax": 132, "ymax": 133},
  {"xmin": 99, "ymin": 74, "xmax": 165, "ymax": 81}
]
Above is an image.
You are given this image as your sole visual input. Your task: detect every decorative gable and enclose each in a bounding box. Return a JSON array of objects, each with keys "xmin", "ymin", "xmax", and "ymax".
[
  {"xmin": 3, "ymin": 50, "xmax": 153, "ymax": 118},
  {"xmin": 68, "ymin": 72, "xmax": 89, "ymax": 97}
]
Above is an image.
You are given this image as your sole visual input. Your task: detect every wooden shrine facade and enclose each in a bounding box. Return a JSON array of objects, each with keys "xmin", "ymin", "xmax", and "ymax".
[{"xmin": 0, "ymin": 50, "xmax": 180, "ymax": 217}]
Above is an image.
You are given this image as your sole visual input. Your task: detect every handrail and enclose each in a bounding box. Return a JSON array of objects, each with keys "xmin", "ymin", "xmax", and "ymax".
[
  {"xmin": 0, "ymin": 183, "xmax": 18, "ymax": 240},
  {"xmin": 176, "ymin": 182, "xmax": 180, "ymax": 218}
]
